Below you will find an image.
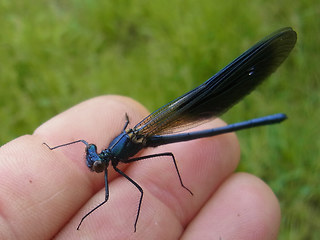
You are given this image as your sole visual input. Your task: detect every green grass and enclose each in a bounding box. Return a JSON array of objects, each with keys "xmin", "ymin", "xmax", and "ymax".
[{"xmin": 0, "ymin": 0, "xmax": 319, "ymax": 238}]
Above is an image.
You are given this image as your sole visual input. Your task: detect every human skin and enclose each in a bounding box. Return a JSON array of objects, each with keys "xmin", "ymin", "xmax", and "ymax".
[{"xmin": 0, "ymin": 96, "xmax": 280, "ymax": 240}]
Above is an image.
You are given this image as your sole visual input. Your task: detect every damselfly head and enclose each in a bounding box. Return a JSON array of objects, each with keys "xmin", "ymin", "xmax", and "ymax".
[{"xmin": 85, "ymin": 144, "xmax": 106, "ymax": 172}]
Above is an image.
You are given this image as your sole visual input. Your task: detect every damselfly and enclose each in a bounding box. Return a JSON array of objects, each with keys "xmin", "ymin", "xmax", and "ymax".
[{"xmin": 44, "ymin": 27, "xmax": 297, "ymax": 232}]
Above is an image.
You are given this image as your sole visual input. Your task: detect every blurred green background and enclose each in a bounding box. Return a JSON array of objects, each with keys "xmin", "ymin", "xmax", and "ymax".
[{"xmin": 0, "ymin": 0, "xmax": 319, "ymax": 238}]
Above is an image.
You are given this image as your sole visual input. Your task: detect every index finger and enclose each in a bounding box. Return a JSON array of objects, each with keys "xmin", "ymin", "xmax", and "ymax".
[{"xmin": 0, "ymin": 95, "xmax": 239, "ymax": 240}]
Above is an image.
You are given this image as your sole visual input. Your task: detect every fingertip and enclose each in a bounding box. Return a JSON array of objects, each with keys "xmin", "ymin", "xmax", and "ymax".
[{"xmin": 183, "ymin": 172, "xmax": 281, "ymax": 240}]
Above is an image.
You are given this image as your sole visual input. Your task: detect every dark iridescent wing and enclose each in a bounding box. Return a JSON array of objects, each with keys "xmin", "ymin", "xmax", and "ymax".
[{"xmin": 133, "ymin": 27, "xmax": 297, "ymax": 137}]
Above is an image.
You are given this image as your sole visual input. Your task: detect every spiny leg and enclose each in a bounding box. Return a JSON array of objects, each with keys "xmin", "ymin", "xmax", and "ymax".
[
  {"xmin": 77, "ymin": 168, "xmax": 109, "ymax": 230},
  {"xmin": 43, "ymin": 139, "xmax": 89, "ymax": 150},
  {"xmin": 113, "ymin": 165, "xmax": 143, "ymax": 232},
  {"xmin": 122, "ymin": 113, "xmax": 130, "ymax": 131},
  {"xmin": 125, "ymin": 152, "xmax": 193, "ymax": 195}
]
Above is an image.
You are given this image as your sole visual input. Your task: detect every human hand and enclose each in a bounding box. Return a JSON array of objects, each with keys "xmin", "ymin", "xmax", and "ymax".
[{"xmin": 0, "ymin": 96, "xmax": 280, "ymax": 239}]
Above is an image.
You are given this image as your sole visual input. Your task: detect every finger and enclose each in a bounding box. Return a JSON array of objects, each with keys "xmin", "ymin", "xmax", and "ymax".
[
  {"xmin": 182, "ymin": 173, "xmax": 281, "ymax": 240},
  {"xmin": 0, "ymin": 96, "xmax": 149, "ymax": 239},
  {"xmin": 55, "ymin": 100, "xmax": 240, "ymax": 239}
]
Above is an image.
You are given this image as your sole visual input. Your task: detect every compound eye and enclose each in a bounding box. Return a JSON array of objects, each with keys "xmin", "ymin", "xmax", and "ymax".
[{"xmin": 92, "ymin": 160, "xmax": 105, "ymax": 173}]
